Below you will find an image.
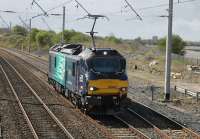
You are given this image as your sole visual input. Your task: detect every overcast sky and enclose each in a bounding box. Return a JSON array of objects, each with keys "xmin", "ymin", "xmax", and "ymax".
[{"xmin": 0, "ymin": 0, "xmax": 199, "ymax": 41}]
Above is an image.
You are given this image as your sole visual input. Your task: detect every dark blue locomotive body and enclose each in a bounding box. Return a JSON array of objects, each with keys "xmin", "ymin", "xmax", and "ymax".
[{"xmin": 48, "ymin": 44, "xmax": 128, "ymax": 113}]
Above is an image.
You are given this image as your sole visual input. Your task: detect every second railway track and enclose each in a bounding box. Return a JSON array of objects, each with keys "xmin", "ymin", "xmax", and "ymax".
[
  {"xmin": 0, "ymin": 56, "xmax": 73, "ymax": 139},
  {"xmin": 90, "ymin": 114, "xmax": 150, "ymax": 139},
  {"xmin": 126, "ymin": 99, "xmax": 200, "ymax": 139}
]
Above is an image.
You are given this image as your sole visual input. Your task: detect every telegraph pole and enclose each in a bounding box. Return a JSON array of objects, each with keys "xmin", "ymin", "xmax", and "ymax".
[
  {"xmin": 164, "ymin": 0, "xmax": 173, "ymax": 101},
  {"xmin": 62, "ymin": 6, "xmax": 66, "ymax": 44},
  {"xmin": 28, "ymin": 18, "xmax": 32, "ymax": 53}
]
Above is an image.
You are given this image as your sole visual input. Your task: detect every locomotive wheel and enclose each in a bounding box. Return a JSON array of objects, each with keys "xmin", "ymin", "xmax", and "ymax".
[{"xmin": 81, "ymin": 105, "xmax": 89, "ymax": 114}]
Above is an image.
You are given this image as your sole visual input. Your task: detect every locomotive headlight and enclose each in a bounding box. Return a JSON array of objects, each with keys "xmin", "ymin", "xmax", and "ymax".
[
  {"xmin": 89, "ymin": 87, "xmax": 94, "ymax": 91},
  {"xmin": 89, "ymin": 87, "xmax": 97, "ymax": 91}
]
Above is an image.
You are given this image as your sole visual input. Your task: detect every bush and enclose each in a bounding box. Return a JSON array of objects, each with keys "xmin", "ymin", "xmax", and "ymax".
[
  {"xmin": 31, "ymin": 28, "xmax": 39, "ymax": 42},
  {"xmin": 35, "ymin": 31, "xmax": 54, "ymax": 47},
  {"xmin": 70, "ymin": 32, "xmax": 90, "ymax": 43},
  {"xmin": 12, "ymin": 25, "xmax": 28, "ymax": 36},
  {"xmin": 54, "ymin": 30, "xmax": 89, "ymax": 44},
  {"xmin": 105, "ymin": 35, "xmax": 121, "ymax": 44},
  {"xmin": 158, "ymin": 35, "xmax": 185, "ymax": 55}
]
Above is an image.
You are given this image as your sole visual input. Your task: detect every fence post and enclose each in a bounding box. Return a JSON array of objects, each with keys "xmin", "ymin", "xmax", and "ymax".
[
  {"xmin": 184, "ymin": 89, "xmax": 187, "ymax": 96},
  {"xmin": 174, "ymin": 85, "xmax": 177, "ymax": 91}
]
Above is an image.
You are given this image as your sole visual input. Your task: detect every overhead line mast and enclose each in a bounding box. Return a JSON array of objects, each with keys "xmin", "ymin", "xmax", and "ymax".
[{"xmin": 164, "ymin": 0, "xmax": 174, "ymax": 101}]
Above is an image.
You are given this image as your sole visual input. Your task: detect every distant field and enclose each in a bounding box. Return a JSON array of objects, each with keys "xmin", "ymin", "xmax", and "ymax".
[
  {"xmin": 185, "ymin": 46, "xmax": 200, "ymax": 50},
  {"xmin": 185, "ymin": 50, "xmax": 200, "ymax": 58},
  {"xmin": 184, "ymin": 46, "xmax": 200, "ymax": 59}
]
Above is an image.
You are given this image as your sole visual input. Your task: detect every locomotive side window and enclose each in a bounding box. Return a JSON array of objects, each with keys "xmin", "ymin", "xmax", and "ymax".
[{"xmin": 72, "ymin": 62, "xmax": 75, "ymax": 76}]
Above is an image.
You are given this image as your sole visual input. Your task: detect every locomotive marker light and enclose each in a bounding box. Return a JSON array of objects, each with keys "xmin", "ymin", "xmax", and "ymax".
[{"xmin": 103, "ymin": 51, "xmax": 108, "ymax": 55}]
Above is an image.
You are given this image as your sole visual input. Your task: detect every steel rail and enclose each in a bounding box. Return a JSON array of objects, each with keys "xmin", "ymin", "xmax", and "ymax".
[
  {"xmin": 1, "ymin": 57, "xmax": 74, "ymax": 139},
  {"xmin": 2, "ymin": 48, "xmax": 200, "ymax": 138},
  {"xmin": 1, "ymin": 48, "xmax": 48, "ymax": 75},
  {"xmin": 127, "ymin": 108, "xmax": 171, "ymax": 139},
  {"xmin": 113, "ymin": 115, "xmax": 150, "ymax": 139},
  {"xmin": 1, "ymin": 49, "xmax": 116, "ymax": 139},
  {"xmin": 0, "ymin": 65, "xmax": 39, "ymax": 139},
  {"xmin": 128, "ymin": 97, "xmax": 200, "ymax": 139}
]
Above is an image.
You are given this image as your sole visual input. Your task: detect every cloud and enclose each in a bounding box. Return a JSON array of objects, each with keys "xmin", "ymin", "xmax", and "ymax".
[{"xmin": 174, "ymin": 18, "xmax": 200, "ymax": 41}]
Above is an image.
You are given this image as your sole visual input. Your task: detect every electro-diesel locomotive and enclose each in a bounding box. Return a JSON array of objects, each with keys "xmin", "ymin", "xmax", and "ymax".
[{"xmin": 48, "ymin": 44, "xmax": 128, "ymax": 113}]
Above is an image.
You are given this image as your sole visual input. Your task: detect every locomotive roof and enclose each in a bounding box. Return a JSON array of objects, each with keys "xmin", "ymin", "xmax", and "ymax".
[
  {"xmin": 49, "ymin": 44, "xmax": 83, "ymax": 55},
  {"xmin": 49, "ymin": 43, "xmax": 123, "ymax": 59}
]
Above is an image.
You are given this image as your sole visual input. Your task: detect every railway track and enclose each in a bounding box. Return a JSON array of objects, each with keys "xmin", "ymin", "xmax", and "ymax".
[
  {"xmin": 0, "ymin": 56, "xmax": 74, "ymax": 139},
  {"xmin": 1, "ymin": 49, "xmax": 150, "ymax": 139},
  {"xmin": 13, "ymin": 49, "xmax": 48, "ymax": 66},
  {"xmin": 117, "ymin": 109, "xmax": 170, "ymax": 139},
  {"xmin": 2, "ymin": 48, "xmax": 48, "ymax": 74},
  {"xmin": 126, "ymin": 98, "xmax": 200, "ymax": 139},
  {"xmin": 90, "ymin": 114, "xmax": 150, "ymax": 139},
  {"xmin": 1, "ymin": 48, "xmax": 200, "ymax": 139}
]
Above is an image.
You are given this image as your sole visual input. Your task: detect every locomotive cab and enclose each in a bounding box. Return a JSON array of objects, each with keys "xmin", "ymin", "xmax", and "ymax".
[
  {"xmin": 48, "ymin": 44, "xmax": 128, "ymax": 113},
  {"xmin": 78, "ymin": 48, "xmax": 128, "ymax": 111}
]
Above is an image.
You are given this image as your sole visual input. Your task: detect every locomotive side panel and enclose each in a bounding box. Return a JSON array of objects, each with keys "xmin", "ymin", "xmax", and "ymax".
[
  {"xmin": 48, "ymin": 51, "xmax": 81, "ymax": 94},
  {"xmin": 49, "ymin": 52, "xmax": 66, "ymax": 86},
  {"xmin": 65, "ymin": 57, "xmax": 80, "ymax": 93}
]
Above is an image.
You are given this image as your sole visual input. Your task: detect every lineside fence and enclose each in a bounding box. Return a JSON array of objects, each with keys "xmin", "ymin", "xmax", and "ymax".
[
  {"xmin": 130, "ymin": 85, "xmax": 200, "ymax": 102},
  {"xmin": 174, "ymin": 86, "xmax": 200, "ymax": 102},
  {"xmin": 172, "ymin": 54, "xmax": 200, "ymax": 66}
]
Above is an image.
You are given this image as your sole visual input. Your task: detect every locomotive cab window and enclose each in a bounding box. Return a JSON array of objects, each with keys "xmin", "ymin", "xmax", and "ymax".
[{"xmin": 89, "ymin": 57, "xmax": 123, "ymax": 73}]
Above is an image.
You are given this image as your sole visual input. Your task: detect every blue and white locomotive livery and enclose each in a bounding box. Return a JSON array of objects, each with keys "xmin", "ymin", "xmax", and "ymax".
[{"xmin": 48, "ymin": 44, "xmax": 128, "ymax": 113}]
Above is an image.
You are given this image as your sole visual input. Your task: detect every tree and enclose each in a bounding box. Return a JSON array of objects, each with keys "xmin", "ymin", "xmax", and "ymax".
[
  {"xmin": 158, "ymin": 35, "xmax": 185, "ymax": 55},
  {"xmin": 35, "ymin": 31, "xmax": 54, "ymax": 47},
  {"xmin": 31, "ymin": 28, "xmax": 39, "ymax": 42},
  {"xmin": 54, "ymin": 30, "xmax": 89, "ymax": 43},
  {"xmin": 12, "ymin": 25, "xmax": 28, "ymax": 36}
]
